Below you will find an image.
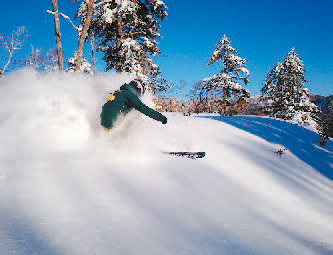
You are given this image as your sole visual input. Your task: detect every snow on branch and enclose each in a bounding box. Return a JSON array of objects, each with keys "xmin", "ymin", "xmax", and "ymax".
[
  {"xmin": 94, "ymin": 0, "xmax": 114, "ymax": 9},
  {"xmin": 46, "ymin": 10, "xmax": 82, "ymax": 32}
]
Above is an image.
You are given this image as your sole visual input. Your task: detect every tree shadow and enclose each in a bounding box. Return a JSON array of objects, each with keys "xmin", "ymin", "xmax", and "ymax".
[
  {"xmin": 201, "ymin": 116, "xmax": 333, "ymax": 180},
  {"xmin": 103, "ymin": 158, "xmax": 332, "ymax": 255},
  {"xmin": 0, "ymin": 207, "xmax": 64, "ymax": 255},
  {"xmin": 102, "ymin": 163, "xmax": 261, "ymax": 255},
  {"xmin": 242, "ymin": 195, "xmax": 333, "ymax": 255}
]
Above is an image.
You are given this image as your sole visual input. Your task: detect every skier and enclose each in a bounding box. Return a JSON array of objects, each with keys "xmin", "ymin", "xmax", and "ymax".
[{"xmin": 100, "ymin": 79, "xmax": 168, "ymax": 130}]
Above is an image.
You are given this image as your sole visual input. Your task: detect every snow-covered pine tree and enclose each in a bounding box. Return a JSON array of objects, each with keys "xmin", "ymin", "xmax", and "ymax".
[
  {"xmin": 202, "ymin": 34, "xmax": 250, "ymax": 99},
  {"xmin": 90, "ymin": 0, "xmax": 168, "ymax": 92},
  {"xmin": 68, "ymin": 52, "xmax": 93, "ymax": 74},
  {"xmin": 260, "ymin": 48, "xmax": 321, "ymax": 128},
  {"xmin": 259, "ymin": 61, "xmax": 284, "ymax": 115},
  {"xmin": 118, "ymin": 37, "xmax": 167, "ymax": 92}
]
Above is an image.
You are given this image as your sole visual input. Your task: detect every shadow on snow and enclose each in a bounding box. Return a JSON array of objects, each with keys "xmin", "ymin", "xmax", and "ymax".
[{"xmin": 201, "ymin": 116, "xmax": 333, "ymax": 180}]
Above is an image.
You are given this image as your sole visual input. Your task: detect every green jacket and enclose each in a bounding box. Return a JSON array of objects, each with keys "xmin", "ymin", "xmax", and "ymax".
[{"xmin": 100, "ymin": 83, "xmax": 167, "ymax": 129}]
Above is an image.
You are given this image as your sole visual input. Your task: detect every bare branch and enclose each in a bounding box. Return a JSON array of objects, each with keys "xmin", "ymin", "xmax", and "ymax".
[
  {"xmin": 0, "ymin": 26, "xmax": 29, "ymax": 74},
  {"xmin": 59, "ymin": 13, "xmax": 82, "ymax": 31},
  {"xmin": 47, "ymin": 10, "xmax": 81, "ymax": 32},
  {"xmin": 46, "ymin": 10, "xmax": 56, "ymax": 15}
]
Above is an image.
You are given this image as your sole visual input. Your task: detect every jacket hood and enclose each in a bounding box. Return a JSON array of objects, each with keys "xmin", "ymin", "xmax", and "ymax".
[{"xmin": 120, "ymin": 83, "xmax": 139, "ymax": 95}]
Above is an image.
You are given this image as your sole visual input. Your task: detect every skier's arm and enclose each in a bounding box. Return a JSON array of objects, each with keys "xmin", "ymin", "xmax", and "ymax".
[{"xmin": 128, "ymin": 93, "xmax": 167, "ymax": 123}]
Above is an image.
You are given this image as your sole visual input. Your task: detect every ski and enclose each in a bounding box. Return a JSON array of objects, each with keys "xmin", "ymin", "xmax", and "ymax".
[{"xmin": 163, "ymin": 151, "xmax": 206, "ymax": 159}]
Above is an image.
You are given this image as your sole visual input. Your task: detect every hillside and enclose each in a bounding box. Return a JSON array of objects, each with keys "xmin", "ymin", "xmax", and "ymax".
[{"xmin": 0, "ymin": 70, "xmax": 332, "ymax": 255}]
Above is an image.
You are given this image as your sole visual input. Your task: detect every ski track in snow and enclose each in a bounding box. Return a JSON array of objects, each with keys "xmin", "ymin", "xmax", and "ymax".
[{"xmin": 0, "ymin": 70, "xmax": 333, "ymax": 255}]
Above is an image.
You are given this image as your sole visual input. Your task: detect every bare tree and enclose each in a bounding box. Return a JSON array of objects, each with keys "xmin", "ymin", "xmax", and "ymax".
[
  {"xmin": 189, "ymin": 81, "xmax": 205, "ymax": 102},
  {"xmin": 0, "ymin": 26, "xmax": 29, "ymax": 75},
  {"xmin": 90, "ymin": 31, "xmax": 97, "ymax": 74},
  {"xmin": 50, "ymin": 0, "xmax": 64, "ymax": 71},
  {"xmin": 26, "ymin": 46, "xmax": 59, "ymax": 72},
  {"xmin": 73, "ymin": 0, "xmax": 95, "ymax": 72},
  {"xmin": 47, "ymin": 0, "xmax": 113, "ymax": 73}
]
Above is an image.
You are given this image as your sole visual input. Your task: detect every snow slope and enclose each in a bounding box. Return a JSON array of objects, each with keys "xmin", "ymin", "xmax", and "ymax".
[{"xmin": 0, "ymin": 70, "xmax": 332, "ymax": 255}]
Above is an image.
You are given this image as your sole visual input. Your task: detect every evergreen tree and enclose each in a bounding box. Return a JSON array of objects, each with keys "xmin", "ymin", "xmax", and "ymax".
[
  {"xmin": 317, "ymin": 96, "xmax": 333, "ymax": 145},
  {"xmin": 260, "ymin": 61, "xmax": 284, "ymax": 115},
  {"xmin": 90, "ymin": 0, "xmax": 168, "ymax": 91},
  {"xmin": 202, "ymin": 35, "xmax": 250, "ymax": 99},
  {"xmin": 260, "ymin": 48, "xmax": 321, "ymax": 128}
]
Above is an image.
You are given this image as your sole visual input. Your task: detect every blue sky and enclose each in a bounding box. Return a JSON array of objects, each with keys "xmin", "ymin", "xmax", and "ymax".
[{"xmin": 0, "ymin": 0, "xmax": 332, "ymax": 96}]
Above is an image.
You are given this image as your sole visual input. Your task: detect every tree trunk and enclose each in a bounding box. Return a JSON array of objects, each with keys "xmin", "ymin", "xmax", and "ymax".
[
  {"xmin": 223, "ymin": 87, "xmax": 229, "ymax": 100},
  {"xmin": 2, "ymin": 50, "xmax": 13, "ymax": 74},
  {"xmin": 115, "ymin": 16, "xmax": 123, "ymax": 72},
  {"xmin": 51, "ymin": 0, "xmax": 64, "ymax": 71},
  {"xmin": 90, "ymin": 32, "xmax": 97, "ymax": 75},
  {"xmin": 74, "ymin": 0, "xmax": 95, "ymax": 72}
]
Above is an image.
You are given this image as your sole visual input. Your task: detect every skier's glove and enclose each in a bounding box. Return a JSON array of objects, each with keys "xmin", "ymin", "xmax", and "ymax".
[{"xmin": 162, "ymin": 117, "xmax": 167, "ymax": 124}]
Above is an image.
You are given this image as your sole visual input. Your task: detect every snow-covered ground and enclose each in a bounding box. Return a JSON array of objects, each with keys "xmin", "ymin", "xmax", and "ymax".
[{"xmin": 0, "ymin": 70, "xmax": 332, "ymax": 255}]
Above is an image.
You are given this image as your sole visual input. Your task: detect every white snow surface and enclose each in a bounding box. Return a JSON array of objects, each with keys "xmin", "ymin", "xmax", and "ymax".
[{"xmin": 0, "ymin": 69, "xmax": 332, "ymax": 255}]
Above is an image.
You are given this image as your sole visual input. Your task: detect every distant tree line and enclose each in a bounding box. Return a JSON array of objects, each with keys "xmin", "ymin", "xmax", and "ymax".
[{"xmin": 156, "ymin": 34, "xmax": 331, "ymax": 145}]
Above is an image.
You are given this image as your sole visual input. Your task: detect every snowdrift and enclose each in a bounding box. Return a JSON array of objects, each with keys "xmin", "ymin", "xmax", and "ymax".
[{"xmin": 0, "ymin": 69, "xmax": 332, "ymax": 255}]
